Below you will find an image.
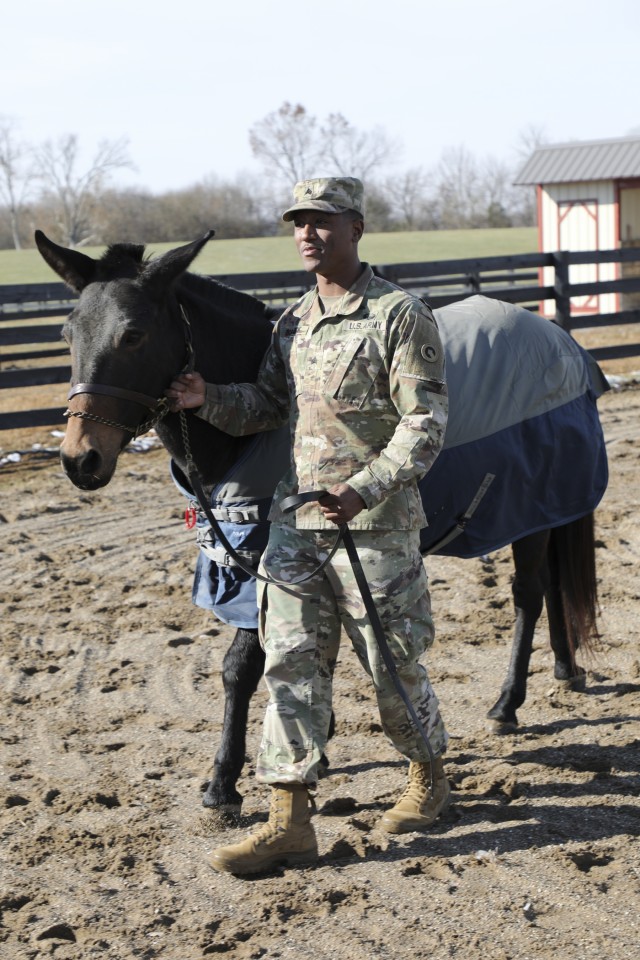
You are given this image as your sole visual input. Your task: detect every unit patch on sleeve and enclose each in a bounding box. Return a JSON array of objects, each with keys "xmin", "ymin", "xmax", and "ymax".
[{"xmin": 400, "ymin": 314, "xmax": 446, "ymax": 385}]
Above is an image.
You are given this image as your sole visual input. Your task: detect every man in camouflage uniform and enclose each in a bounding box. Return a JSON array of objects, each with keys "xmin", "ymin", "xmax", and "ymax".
[{"xmin": 167, "ymin": 177, "xmax": 450, "ymax": 875}]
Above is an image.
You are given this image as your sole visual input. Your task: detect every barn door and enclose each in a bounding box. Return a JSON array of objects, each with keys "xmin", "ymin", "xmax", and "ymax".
[{"xmin": 558, "ymin": 200, "xmax": 599, "ymax": 314}]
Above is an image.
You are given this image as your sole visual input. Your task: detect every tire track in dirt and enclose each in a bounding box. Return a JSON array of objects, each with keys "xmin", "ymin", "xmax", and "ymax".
[{"xmin": 1, "ymin": 391, "xmax": 639, "ymax": 959}]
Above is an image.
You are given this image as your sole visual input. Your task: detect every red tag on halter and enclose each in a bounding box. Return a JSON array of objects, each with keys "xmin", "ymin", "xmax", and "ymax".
[{"xmin": 185, "ymin": 506, "xmax": 197, "ymax": 530}]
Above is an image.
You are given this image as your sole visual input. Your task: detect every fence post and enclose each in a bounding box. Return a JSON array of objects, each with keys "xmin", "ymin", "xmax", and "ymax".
[
  {"xmin": 374, "ymin": 264, "xmax": 400, "ymax": 285},
  {"xmin": 552, "ymin": 251, "xmax": 571, "ymax": 330},
  {"xmin": 465, "ymin": 272, "xmax": 481, "ymax": 294}
]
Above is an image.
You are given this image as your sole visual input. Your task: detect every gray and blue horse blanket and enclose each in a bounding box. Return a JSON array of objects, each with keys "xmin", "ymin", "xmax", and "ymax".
[{"xmin": 173, "ymin": 296, "xmax": 609, "ymax": 629}]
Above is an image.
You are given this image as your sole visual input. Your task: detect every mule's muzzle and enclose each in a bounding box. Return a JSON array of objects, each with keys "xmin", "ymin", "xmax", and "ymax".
[{"xmin": 60, "ymin": 447, "xmax": 113, "ymax": 490}]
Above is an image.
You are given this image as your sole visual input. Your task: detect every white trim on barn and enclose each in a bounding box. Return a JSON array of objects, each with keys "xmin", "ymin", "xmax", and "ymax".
[{"xmin": 515, "ymin": 136, "xmax": 640, "ymax": 317}]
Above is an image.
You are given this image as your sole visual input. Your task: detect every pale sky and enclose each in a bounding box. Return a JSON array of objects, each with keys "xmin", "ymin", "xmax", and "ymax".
[{"xmin": 4, "ymin": 0, "xmax": 638, "ymax": 194}]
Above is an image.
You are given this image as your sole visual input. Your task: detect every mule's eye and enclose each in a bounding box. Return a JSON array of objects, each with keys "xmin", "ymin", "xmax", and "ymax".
[{"xmin": 120, "ymin": 328, "xmax": 144, "ymax": 347}]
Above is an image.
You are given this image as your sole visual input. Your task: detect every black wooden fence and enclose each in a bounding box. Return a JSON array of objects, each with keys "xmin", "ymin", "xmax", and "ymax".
[{"xmin": 2, "ymin": 247, "xmax": 639, "ymax": 431}]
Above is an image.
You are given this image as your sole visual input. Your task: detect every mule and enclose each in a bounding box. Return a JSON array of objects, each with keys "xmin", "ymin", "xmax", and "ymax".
[{"xmin": 35, "ymin": 229, "xmax": 608, "ymax": 813}]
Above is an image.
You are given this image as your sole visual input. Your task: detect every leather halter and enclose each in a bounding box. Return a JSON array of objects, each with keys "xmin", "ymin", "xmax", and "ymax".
[
  {"xmin": 63, "ymin": 304, "xmax": 194, "ymax": 438},
  {"xmin": 64, "ymin": 383, "xmax": 172, "ymax": 438},
  {"xmin": 68, "ymin": 382, "xmax": 166, "ymax": 410}
]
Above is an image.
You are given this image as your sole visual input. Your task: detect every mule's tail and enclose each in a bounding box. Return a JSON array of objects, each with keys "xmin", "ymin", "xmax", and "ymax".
[{"xmin": 549, "ymin": 512, "xmax": 600, "ymax": 663}]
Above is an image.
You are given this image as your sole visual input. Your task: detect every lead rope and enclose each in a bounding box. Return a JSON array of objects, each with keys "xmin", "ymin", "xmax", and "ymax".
[
  {"xmin": 180, "ymin": 404, "xmax": 437, "ymax": 786},
  {"xmin": 178, "ymin": 410, "xmax": 342, "ymax": 586},
  {"xmin": 280, "ymin": 491, "xmax": 438, "ymax": 781}
]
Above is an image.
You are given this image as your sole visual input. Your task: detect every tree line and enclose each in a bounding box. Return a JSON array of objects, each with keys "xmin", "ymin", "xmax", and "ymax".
[{"xmin": 0, "ymin": 105, "xmax": 542, "ymax": 250}]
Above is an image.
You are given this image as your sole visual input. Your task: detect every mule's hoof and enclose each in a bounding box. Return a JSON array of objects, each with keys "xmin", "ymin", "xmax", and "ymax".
[
  {"xmin": 317, "ymin": 755, "xmax": 330, "ymax": 780},
  {"xmin": 554, "ymin": 664, "xmax": 587, "ymax": 692},
  {"xmin": 485, "ymin": 718, "xmax": 518, "ymax": 735},
  {"xmin": 202, "ymin": 783, "xmax": 243, "ymax": 812},
  {"xmin": 202, "ymin": 797, "xmax": 243, "ymax": 824},
  {"xmin": 202, "ymin": 796, "xmax": 242, "ymax": 814},
  {"xmin": 556, "ymin": 672, "xmax": 587, "ymax": 693},
  {"xmin": 194, "ymin": 807, "xmax": 242, "ymax": 835}
]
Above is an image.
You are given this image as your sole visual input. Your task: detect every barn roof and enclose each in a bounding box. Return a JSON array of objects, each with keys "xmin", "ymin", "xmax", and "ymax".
[{"xmin": 514, "ymin": 135, "xmax": 640, "ymax": 185}]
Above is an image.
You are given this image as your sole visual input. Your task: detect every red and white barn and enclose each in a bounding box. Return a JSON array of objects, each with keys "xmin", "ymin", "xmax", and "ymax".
[{"xmin": 515, "ymin": 135, "xmax": 640, "ymax": 316}]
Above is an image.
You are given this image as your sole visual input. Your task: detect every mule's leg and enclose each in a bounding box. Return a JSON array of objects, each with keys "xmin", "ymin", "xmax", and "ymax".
[
  {"xmin": 486, "ymin": 531, "xmax": 549, "ymax": 732},
  {"xmin": 318, "ymin": 711, "xmax": 336, "ymax": 777},
  {"xmin": 202, "ymin": 627, "xmax": 264, "ymax": 811},
  {"xmin": 545, "ymin": 533, "xmax": 587, "ymax": 690},
  {"xmin": 202, "ymin": 628, "xmax": 336, "ymax": 811}
]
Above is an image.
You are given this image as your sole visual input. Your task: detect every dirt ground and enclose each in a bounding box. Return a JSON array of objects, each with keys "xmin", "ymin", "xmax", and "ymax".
[{"xmin": 1, "ymin": 384, "xmax": 639, "ymax": 960}]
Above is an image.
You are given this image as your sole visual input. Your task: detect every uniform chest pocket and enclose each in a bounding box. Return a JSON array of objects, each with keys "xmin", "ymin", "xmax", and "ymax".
[{"xmin": 324, "ymin": 335, "xmax": 386, "ymax": 409}]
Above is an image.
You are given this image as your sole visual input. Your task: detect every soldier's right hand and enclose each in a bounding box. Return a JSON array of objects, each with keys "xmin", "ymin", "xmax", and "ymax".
[{"xmin": 165, "ymin": 372, "xmax": 207, "ymax": 412}]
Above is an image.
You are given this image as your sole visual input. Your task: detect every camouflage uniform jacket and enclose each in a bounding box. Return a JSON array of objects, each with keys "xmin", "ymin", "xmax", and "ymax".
[{"xmin": 196, "ymin": 264, "xmax": 448, "ymax": 530}]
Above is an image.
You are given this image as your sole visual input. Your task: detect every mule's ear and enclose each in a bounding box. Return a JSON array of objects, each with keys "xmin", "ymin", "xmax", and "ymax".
[
  {"xmin": 34, "ymin": 230, "xmax": 97, "ymax": 293},
  {"xmin": 142, "ymin": 230, "xmax": 215, "ymax": 299}
]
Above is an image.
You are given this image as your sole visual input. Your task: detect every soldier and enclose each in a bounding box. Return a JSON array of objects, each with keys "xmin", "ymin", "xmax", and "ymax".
[{"xmin": 166, "ymin": 177, "xmax": 450, "ymax": 875}]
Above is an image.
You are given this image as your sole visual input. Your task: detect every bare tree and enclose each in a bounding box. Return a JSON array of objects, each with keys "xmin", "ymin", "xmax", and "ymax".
[
  {"xmin": 320, "ymin": 113, "xmax": 395, "ymax": 180},
  {"xmin": 511, "ymin": 125, "xmax": 549, "ymax": 226},
  {"xmin": 480, "ymin": 156, "xmax": 515, "ymax": 228},
  {"xmin": 514, "ymin": 123, "xmax": 548, "ymax": 162},
  {"xmin": 428, "ymin": 148, "xmax": 525, "ymax": 229},
  {"xmin": 249, "ymin": 103, "xmax": 320, "ymax": 184},
  {"xmin": 250, "ymin": 102, "xmax": 397, "ymax": 187},
  {"xmin": 0, "ymin": 118, "xmax": 33, "ymax": 249},
  {"xmin": 382, "ymin": 167, "xmax": 435, "ymax": 229},
  {"xmin": 359, "ymin": 181, "xmax": 394, "ymax": 232},
  {"xmin": 434, "ymin": 145, "xmax": 485, "ymax": 229},
  {"xmin": 35, "ymin": 134, "xmax": 132, "ymax": 246}
]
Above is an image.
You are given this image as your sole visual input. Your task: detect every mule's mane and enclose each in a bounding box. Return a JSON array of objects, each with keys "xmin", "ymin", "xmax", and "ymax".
[
  {"xmin": 98, "ymin": 243, "xmax": 147, "ymax": 280},
  {"xmin": 181, "ymin": 271, "xmax": 276, "ymax": 323},
  {"xmin": 98, "ymin": 243, "xmax": 277, "ymax": 322}
]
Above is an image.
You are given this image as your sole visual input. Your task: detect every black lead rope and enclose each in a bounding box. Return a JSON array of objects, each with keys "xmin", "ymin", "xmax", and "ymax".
[
  {"xmin": 281, "ymin": 491, "xmax": 437, "ymax": 778},
  {"xmin": 186, "ymin": 469, "xmax": 343, "ymax": 587},
  {"xmin": 181, "ymin": 413, "xmax": 437, "ymax": 785},
  {"xmin": 192, "ymin": 466, "xmax": 438, "ymax": 778}
]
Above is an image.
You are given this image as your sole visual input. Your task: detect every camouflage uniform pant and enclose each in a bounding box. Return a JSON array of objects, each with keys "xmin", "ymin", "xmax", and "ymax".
[{"xmin": 255, "ymin": 524, "xmax": 448, "ymax": 785}]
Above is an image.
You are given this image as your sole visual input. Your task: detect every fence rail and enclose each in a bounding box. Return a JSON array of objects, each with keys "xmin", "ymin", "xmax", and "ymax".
[{"xmin": 2, "ymin": 247, "xmax": 640, "ymax": 431}]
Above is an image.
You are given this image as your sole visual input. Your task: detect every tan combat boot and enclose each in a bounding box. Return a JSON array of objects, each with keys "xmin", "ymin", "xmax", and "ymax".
[
  {"xmin": 379, "ymin": 756, "xmax": 451, "ymax": 834},
  {"xmin": 209, "ymin": 783, "xmax": 318, "ymax": 875}
]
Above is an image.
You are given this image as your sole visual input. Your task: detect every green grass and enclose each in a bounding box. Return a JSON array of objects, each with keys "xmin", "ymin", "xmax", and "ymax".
[{"xmin": 0, "ymin": 227, "xmax": 537, "ymax": 285}]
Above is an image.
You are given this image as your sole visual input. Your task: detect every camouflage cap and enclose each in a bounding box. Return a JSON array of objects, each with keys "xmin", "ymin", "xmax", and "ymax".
[{"xmin": 282, "ymin": 177, "xmax": 365, "ymax": 221}]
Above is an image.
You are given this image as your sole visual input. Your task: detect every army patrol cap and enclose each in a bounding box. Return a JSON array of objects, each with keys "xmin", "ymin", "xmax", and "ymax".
[{"xmin": 282, "ymin": 177, "xmax": 365, "ymax": 221}]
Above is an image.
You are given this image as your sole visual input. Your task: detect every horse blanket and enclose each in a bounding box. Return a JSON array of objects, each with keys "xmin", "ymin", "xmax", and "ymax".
[
  {"xmin": 419, "ymin": 296, "xmax": 608, "ymax": 556},
  {"xmin": 173, "ymin": 296, "xmax": 609, "ymax": 628}
]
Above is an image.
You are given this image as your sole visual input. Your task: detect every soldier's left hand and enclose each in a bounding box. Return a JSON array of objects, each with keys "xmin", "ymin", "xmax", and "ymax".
[{"xmin": 318, "ymin": 484, "xmax": 366, "ymax": 525}]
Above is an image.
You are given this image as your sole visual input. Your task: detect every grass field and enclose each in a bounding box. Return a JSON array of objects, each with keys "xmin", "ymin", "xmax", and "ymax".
[{"xmin": 0, "ymin": 227, "xmax": 538, "ymax": 285}]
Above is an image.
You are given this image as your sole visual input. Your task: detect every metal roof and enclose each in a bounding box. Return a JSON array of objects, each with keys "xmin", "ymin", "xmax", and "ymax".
[{"xmin": 514, "ymin": 135, "xmax": 640, "ymax": 185}]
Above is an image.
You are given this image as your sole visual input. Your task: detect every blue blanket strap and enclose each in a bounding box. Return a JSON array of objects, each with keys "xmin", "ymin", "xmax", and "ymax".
[{"xmin": 423, "ymin": 473, "xmax": 496, "ymax": 556}]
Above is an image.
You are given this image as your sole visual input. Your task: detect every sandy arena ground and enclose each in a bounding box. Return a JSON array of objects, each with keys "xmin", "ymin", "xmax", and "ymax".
[{"xmin": 1, "ymin": 384, "xmax": 639, "ymax": 959}]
